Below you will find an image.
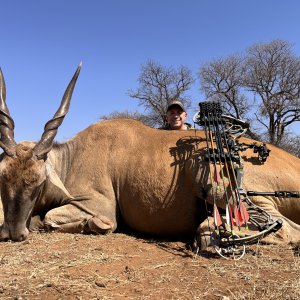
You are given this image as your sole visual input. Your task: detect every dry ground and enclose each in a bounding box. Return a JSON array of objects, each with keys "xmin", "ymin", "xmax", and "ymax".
[
  {"xmin": 1, "ymin": 203, "xmax": 300, "ymax": 299},
  {"xmin": 0, "ymin": 230, "xmax": 300, "ymax": 300}
]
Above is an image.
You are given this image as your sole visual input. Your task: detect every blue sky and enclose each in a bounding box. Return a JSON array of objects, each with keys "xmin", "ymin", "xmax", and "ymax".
[{"xmin": 1, "ymin": 0, "xmax": 300, "ymax": 142}]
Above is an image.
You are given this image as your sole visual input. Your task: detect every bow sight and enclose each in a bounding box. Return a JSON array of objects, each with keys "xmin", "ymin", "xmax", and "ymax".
[
  {"xmin": 192, "ymin": 101, "xmax": 298, "ymax": 259},
  {"xmin": 194, "ymin": 102, "xmax": 270, "ymax": 164}
]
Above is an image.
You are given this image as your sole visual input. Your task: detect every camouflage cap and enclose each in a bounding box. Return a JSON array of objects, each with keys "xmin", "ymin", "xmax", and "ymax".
[{"xmin": 167, "ymin": 100, "xmax": 186, "ymax": 112}]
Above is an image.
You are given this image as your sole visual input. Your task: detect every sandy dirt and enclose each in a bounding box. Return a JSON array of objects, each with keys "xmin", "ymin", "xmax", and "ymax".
[{"xmin": 0, "ymin": 226, "xmax": 299, "ymax": 300}]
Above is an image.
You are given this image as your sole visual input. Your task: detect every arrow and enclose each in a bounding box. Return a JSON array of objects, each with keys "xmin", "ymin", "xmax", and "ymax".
[{"xmin": 213, "ymin": 203, "xmax": 222, "ymax": 229}]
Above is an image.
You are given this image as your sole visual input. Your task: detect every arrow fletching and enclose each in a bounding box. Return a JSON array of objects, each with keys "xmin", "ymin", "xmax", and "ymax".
[
  {"xmin": 225, "ymin": 204, "xmax": 230, "ymax": 226},
  {"xmin": 239, "ymin": 201, "xmax": 250, "ymax": 222},
  {"xmin": 234, "ymin": 205, "xmax": 242, "ymax": 227},
  {"xmin": 213, "ymin": 204, "xmax": 222, "ymax": 227}
]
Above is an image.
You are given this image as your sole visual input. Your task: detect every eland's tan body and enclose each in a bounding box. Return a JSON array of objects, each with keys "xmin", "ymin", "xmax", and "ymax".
[{"xmin": 0, "ymin": 65, "xmax": 299, "ymax": 245}]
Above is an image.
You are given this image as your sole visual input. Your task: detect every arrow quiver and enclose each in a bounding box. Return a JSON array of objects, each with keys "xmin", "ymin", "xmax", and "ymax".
[{"xmin": 193, "ymin": 101, "xmax": 283, "ymax": 259}]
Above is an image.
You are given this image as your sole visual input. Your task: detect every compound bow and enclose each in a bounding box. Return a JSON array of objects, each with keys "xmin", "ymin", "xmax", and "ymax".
[{"xmin": 192, "ymin": 101, "xmax": 299, "ymax": 259}]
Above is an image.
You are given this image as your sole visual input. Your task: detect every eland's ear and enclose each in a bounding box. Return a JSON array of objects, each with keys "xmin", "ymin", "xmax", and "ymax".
[{"xmin": 45, "ymin": 160, "xmax": 73, "ymax": 199}]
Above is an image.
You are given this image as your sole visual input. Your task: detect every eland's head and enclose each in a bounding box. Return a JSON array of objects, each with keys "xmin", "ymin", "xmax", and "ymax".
[{"xmin": 0, "ymin": 64, "xmax": 81, "ymax": 241}]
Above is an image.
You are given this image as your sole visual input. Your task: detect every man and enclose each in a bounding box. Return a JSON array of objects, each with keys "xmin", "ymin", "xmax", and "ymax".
[{"xmin": 163, "ymin": 100, "xmax": 193, "ymax": 130}]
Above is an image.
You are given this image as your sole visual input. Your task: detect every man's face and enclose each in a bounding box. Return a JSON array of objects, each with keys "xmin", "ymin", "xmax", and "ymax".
[{"xmin": 166, "ymin": 106, "xmax": 187, "ymax": 130}]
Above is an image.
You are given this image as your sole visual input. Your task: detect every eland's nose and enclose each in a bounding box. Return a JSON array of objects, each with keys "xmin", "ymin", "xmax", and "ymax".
[{"xmin": 10, "ymin": 227, "xmax": 29, "ymax": 242}]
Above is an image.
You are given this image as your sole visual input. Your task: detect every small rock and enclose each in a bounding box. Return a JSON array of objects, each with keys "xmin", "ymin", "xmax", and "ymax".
[{"xmin": 95, "ymin": 281, "xmax": 106, "ymax": 288}]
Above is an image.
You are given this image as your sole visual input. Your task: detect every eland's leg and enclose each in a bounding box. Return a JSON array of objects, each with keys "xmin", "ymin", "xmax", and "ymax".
[
  {"xmin": 43, "ymin": 193, "xmax": 117, "ymax": 234},
  {"xmin": 250, "ymin": 197, "xmax": 300, "ymax": 245}
]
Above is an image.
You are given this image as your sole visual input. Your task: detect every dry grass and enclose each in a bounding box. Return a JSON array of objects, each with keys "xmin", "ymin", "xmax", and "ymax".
[{"xmin": 0, "ymin": 230, "xmax": 299, "ymax": 300}]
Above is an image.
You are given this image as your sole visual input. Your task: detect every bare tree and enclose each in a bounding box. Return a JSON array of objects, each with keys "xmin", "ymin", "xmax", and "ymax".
[
  {"xmin": 129, "ymin": 60, "xmax": 194, "ymax": 127},
  {"xmin": 199, "ymin": 55, "xmax": 248, "ymax": 119},
  {"xmin": 244, "ymin": 40, "xmax": 300, "ymax": 145},
  {"xmin": 198, "ymin": 55, "xmax": 259, "ymax": 139},
  {"xmin": 99, "ymin": 110, "xmax": 152, "ymax": 126},
  {"xmin": 278, "ymin": 133, "xmax": 300, "ymax": 158}
]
